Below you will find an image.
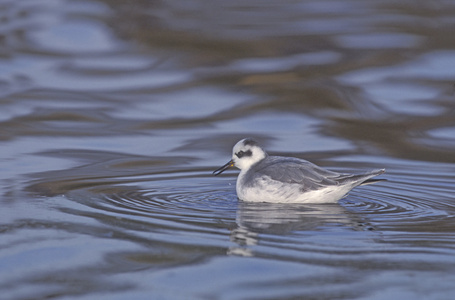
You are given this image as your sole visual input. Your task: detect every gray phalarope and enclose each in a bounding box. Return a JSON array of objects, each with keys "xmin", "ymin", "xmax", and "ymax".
[{"xmin": 213, "ymin": 138, "xmax": 385, "ymax": 203}]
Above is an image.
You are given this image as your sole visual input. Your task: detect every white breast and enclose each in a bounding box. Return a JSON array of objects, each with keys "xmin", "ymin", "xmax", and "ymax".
[{"xmin": 236, "ymin": 172, "xmax": 354, "ymax": 203}]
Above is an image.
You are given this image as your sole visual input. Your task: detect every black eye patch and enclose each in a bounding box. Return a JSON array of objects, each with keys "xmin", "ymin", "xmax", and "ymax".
[{"xmin": 236, "ymin": 150, "xmax": 252, "ymax": 158}]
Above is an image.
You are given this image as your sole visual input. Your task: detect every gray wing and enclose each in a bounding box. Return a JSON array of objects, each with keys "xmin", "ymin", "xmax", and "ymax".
[
  {"xmin": 252, "ymin": 156, "xmax": 385, "ymax": 191},
  {"xmin": 251, "ymin": 156, "xmax": 342, "ymax": 191}
]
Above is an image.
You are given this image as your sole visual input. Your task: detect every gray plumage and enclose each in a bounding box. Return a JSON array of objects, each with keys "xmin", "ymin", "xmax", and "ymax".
[
  {"xmin": 213, "ymin": 138, "xmax": 385, "ymax": 203},
  {"xmin": 247, "ymin": 156, "xmax": 384, "ymax": 191}
]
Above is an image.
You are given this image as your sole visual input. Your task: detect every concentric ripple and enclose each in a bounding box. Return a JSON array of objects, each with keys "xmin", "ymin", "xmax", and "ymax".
[
  {"xmin": 43, "ymin": 162, "xmax": 453, "ymax": 237},
  {"xmin": 57, "ymin": 169, "xmax": 240, "ymax": 243},
  {"xmin": 22, "ymin": 158, "xmax": 455, "ymax": 300},
  {"xmin": 343, "ymin": 168, "xmax": 454, "ymax": 232}
]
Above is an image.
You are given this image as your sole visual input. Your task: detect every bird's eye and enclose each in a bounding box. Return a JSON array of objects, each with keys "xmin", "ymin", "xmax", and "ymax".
[{"xmin": 236, "ymin": 150, "xmax": 245, "ymax": 158}]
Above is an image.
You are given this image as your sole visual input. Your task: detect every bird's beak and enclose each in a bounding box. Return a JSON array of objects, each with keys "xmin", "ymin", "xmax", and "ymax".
[{"xmin": 213, "ymin": 159, "xmax": 235, "ymax": 176}]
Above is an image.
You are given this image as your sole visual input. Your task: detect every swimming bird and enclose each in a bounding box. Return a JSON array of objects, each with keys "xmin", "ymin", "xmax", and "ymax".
[{"xmin": 213, "ymin": 138, "xmax": 385, "ymax": 203}]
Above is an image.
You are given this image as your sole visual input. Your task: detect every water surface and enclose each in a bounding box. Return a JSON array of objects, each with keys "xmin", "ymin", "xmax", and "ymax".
[{"xmin": 1, "ymin": 0, "xmax": 455, "ymax": 299}]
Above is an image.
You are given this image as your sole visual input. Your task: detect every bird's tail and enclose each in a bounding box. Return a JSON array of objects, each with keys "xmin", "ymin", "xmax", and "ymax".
[{"xmin": 358, "ymin": 169, "xmax": 386, "ymax": 186}]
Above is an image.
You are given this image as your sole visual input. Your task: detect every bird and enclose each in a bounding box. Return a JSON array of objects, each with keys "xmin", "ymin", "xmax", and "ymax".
[{"xmin": 213, "ymin": 138, "xmax": 385, "ymax": 203}]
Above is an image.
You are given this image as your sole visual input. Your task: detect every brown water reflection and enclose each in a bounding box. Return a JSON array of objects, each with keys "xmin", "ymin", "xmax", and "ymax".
[{"xmin": 1, "ymin": 0, "xmax": 455, "ymax": 299}]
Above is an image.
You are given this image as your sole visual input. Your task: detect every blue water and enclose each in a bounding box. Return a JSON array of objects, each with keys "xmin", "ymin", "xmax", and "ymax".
[{"xmin": 1, "ymin": 0, "xmax": 455, "ymax": 299}]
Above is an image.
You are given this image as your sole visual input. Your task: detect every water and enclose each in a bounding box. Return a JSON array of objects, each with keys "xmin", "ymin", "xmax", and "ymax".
[{"xmin": 1, "ymin": 0, "xmax": 455, "ymax": 299}]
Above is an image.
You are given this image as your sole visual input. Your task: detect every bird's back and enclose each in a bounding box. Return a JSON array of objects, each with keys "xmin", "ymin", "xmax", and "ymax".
[
  {"xmin": 237, "ymin": 156, "xmax": 384, "ymax": 203},
  {"xmin": 244, "ymin": 156, "xmax": 342, "ymax": 191}
]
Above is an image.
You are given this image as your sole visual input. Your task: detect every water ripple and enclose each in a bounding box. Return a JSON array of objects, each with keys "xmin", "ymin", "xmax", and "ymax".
[
  {"xmin": 58, "ymin": 170, "xmax": 239, "ymax": 239},
  {"xmin": 344, "ymin": 172, "xmax": 454, "ymax": 232},
  {"xmin": 36, "ymin": 164, "xmax": 454, "ymax": 236}
]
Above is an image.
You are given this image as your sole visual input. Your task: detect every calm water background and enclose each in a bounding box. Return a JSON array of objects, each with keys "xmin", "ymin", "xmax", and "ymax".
[{"xmin": 1, "ymin": 0, "xmax": 455, "ymax": 299}]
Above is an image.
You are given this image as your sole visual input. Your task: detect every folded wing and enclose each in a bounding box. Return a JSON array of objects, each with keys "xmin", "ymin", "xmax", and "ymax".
[{"xmin": 253, "ymin": 156, "xmax": 384, "ymax": 192}]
